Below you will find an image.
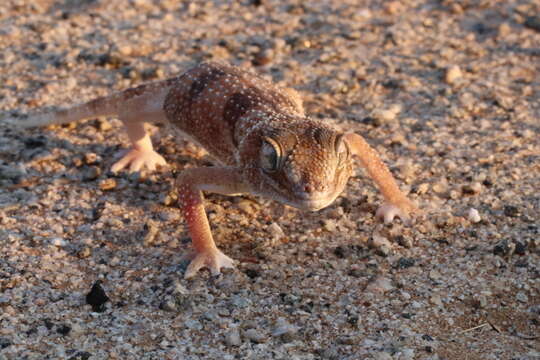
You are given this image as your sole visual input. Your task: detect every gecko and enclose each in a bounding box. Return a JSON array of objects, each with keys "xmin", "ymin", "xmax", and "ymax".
[{"xmin": 10, "ymin": 61, "xmax": 418, "ymax": 278}]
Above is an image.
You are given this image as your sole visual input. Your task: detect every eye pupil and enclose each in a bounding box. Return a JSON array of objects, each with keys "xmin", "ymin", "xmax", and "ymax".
[{"xmin": 261, "ymin": 137, "xmax": 281, "ymax": 172}]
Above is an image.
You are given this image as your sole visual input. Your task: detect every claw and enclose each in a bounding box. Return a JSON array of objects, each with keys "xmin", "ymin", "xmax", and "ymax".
[
  {"xmin": 184, "ymin": 248, "xmax": 235, "ymax": 279},
  {"xmin": 111, "ymin": 148, "xmax": 167, "ymax": 173},
  {"xmin": 376, "ymin": 200, "xmax": 417, "ymax": 225}
]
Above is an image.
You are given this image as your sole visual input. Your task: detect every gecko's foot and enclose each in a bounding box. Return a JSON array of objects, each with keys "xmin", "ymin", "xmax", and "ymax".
[
  {"xmin": 111, "ymin": 148, "xmax": 167, "ymax": 173},
  {"xmin": 376, "ymin": 200, "xmax": 418, "ymax": 225},
  {"xmin": 184, "ymin": 248, "xmax": 235, "ymax": 279}
]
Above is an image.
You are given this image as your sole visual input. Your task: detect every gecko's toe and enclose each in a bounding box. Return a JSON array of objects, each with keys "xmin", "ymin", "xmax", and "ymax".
[
  {"xmin": 376, "ymin": 201, "xmax": 416, "ymax": 225},
  {"xmin": 111, "ymin": 148, "xmax": 167, "ymax": 174},
  {"xmin": 184, "ymin": 249, "xmax": 235, "ymax": 279}
]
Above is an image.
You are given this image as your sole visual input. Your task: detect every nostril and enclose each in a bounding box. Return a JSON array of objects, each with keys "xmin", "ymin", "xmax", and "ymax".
[{"xmin": 304, "ymin": 183, "xmax": 315, "ymax": 193}]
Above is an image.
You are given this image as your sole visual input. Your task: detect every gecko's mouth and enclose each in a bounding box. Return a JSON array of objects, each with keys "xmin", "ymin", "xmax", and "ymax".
[{"xmin": 291, "ymin": 192, "xmax": 338, "ymax": 211}]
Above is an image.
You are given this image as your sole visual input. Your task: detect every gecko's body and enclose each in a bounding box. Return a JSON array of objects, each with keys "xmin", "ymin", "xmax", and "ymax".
[{"xmin": 13, "ymin": 62, "xmax": 417, "ymax": 278}]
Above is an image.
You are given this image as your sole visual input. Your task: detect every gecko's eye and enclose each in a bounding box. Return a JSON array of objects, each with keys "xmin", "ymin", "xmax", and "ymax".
[
  {"xmin": 335, "ymin": 134, "xmax": 349, "ymax": 165},
  {"xmin": 260, "ymin": 137, "xmax": 282, "ymax": 172}
]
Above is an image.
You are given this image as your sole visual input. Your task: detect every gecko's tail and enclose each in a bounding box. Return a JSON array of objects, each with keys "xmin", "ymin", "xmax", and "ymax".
[{"xmin": 5, "ymin": 95, "xmax": 120, "ymax": 129}]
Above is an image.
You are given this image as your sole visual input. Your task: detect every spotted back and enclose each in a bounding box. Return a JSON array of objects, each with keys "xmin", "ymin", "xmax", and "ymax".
[{"xmin": 163, "ymin": 62, "xmax": 302, "ymax": 165}]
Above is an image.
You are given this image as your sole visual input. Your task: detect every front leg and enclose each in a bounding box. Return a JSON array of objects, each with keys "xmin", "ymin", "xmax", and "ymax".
[
  {"xmin": 344, "ymin": 133, "xmax": 418, "ymax": 224},
  {"xmin": 176, "ymin": 167, "xmax": 250, "ymax": 278}
]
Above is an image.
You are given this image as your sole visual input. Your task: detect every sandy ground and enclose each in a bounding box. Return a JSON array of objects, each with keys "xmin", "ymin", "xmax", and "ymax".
[{"xmin": 0, "ymin": 0, "xmax": 539, "ymax": 359}]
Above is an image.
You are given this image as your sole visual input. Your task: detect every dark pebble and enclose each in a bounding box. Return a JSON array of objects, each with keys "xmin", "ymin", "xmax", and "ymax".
[
  {"xmin": 141, "ymin": 67, "xmax": 160, "ymax": 80},
  {"xmin": 86, "ymin": 280, "xmax": 109, "ymax": 312},
  {"xmin": 361, "ymin": 116, "xmax": 378, "ymax": 126},
  {"xmin": 24, "ymin": 136, "xmax": 47, "ymax": 149},
  {"xmin": 97, "ymin": 53, "xmax": 127, "ymax": 68},
  {"xmin": 252, "ymin": 49, "xmax": 273, "ymax": 66},
  {"xmin": 395, "ymin": 257, "xmax": 416, "ymax": 269},
  {"xmin": 57, "ymin": 324, "xmax": 71, "ymax": 336},
  {"xmin": 244, "ymin": 268, "xmax": 260, "ymax": 279},
  {"xmin": 347, "ymin": 268, "xmax": 367, "ymax": 278},
  {"xmin": 493, "ymin": 239, "xmax": 514, "ymax": 257},
  {"xmin": 68, "ymin": 351, "xmax": 92, "ymax": 360},
  {"xmin": 82, "ymin": 166, "xmax": 101, "ymax": 182},
  {"xmin": 503, "ymin": 205, "xmax": 519, "ymax": 218},
  {"xmin": 382, "ymin": 78, "xmax": 402, "ymax": 89},
  {"xmin": 410, "ymin": 123, "xmax": 424, "ymax": 132},
  {"xmin": 513, "ymin": 240, "xmax": 527, "ymax": 255},
  {"xmin": 0, "ymin": 337, "xmax": 12, "ymax": 349},
  {"xmin": 514, "ymin": 259, "xmax": 528, "ymax": 268},
  {"xmin": 347, "ymin": 314, "xmax": 359, "ymax": 326},
  {"xmin": 524, "ymin": 16, "xmax": 540, "ymax": 32},
  {"xmin": 43, "ymin": 318, "xmax": 54, "ymax": 330},
  {"xmin": 333, "ymin": 246, "xmax": 346, "ymax": 258}
]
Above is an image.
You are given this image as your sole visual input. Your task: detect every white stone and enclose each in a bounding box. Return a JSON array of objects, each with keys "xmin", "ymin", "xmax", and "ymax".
[
  {"xmin": 468, "ymin": 208, "xmax": 481, "ymax": 223},
  {"xmin": 445, "ymin": 65, "xmax": 463, "ymax": 84}
]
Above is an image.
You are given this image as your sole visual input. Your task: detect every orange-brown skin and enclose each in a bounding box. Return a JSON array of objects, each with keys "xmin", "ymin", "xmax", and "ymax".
[{"xmin": 14, "ymin": 62, "xmax": 417, "ymax": 278}]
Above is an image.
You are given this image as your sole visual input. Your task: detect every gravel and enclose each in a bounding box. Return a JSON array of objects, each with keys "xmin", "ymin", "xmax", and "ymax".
[{"xmin": 0, "ymin": 0, "xmax": 539, "ymax": 359}]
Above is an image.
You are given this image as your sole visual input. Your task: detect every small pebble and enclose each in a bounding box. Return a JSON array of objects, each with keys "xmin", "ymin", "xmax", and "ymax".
[
  {"xmin": 86, "ymin": 281, "xmax": 109, "ymax": 313},
  {"xmin": 160, "ymin": 300, "xmax": 178, "ymax": 312},
  {"xmin": 143, "ymin": 220, "xmax": 160, "ymax": 246},
  {"xmin": 172, "ymin": 281, "xmax": 189, "ymax": 295},
  {"xmin": 493, "ymin": 240, "xmax": 515, "ymax": 257},
  {"xmin": 0, "ymin": 164, "xmax": 26, "ymax": 181},
  {"xmin": 50, "ymin": 237, "xmax": 67, "ymax": 247},
  {"xmin": 473, "ymin": 295, "xmax": 488, "ymax": 309},
  {"xmin": 95, "ymin": 117, "xmax": 112, "ymax": 131},
  {"xmin": 369, "ymin": 234, "xmax": 393, "ymax": 257},
  {"xmin": 468, "ymin": 208, "xmax": 481, "ymax": 223},
  {"xmin": 430, "ymin": 294, "xmax": 443, "ymax": 306},
  {"xmin": 225, "ymin": 328, "xmax": 242, "ymax": 347},
  {"xmin": 243, "ymin": 328, "xmax": 267, "ymax": 343},
  {"xmin": 513, "ymin": 240, "xmax": 527, "ymax": 255},
  {"xmin": 445, "ymin": 65, "xmax": 463, "ymax": 84},
  {"xmin": 372, "ymin": 352, "xmax": 393, "ymax": 360},
  {"xmin": 395, "ymin": 257, "xmax": 415, "ymax": 269},
  {"xmin": 322, "ymin": 219, "xmax": 337, "ymax": 232},
  {"xmin": 400, "ymin": 348, "xmax": 415, "ymax": 360},
  {"xmin": 252, "ymin": 48, "xmax": 274, "ymax": 66},
  {"xmin": 498, "ymin": 22, "xmax": 512, "ymax": 37},
  {"xmin": 371, "ymin": 106, "xmax": 400, "ymax": 125},
  {"xmin": 56, "ymin": 324, "xmax": 71, "ymax": 336},
  {"xmin": 396, "ymin": 235, "xmax": 413, "ymax": 248},
  {"xmin": 99, "ymin": 178, "xmax": 117, "ymax": 191},
  {"xmin": 524, "ymin": 16, "xmax": 540, "ymax": 32},
  {"xmin": 462, "ymin": 182, "xmax": 482, "ymax": 194},
  {"xmin": 516, "ymin": 292, "xmax": 528, "ymax": 303},
  {"xmin": 84, "ymin": 153, "xmax": 99, "ymax": 165},
  {"xmin": 72, "ymin": 157, "xmax": 83, "ymax": 167},
  {"xmin": 365, "ymin": 276, "xmax": 394, "ymax": 294},
  {"xmin": 161, "ymin": 191, "xmax": 178, "ymax": 206},
  {"xmin": 236, "ymin": 200, "xmax": 257, "ymax": 215},
  {"xmin": 428, "ymin": 269, "xmax": 441, "ymax": 281},
  {"xmin": 82, "ymin": 166, "xmax": 101, "ymax": 181},
  {"xmin": 268, "ymin": 222, "xmax": 285, "ymax": 239},
  {"xmin": 271, "ymin": 318, "xmax": 298, "ymax": 341},
  {"xmin": 503, "ymin": 205, "xmax": 519, "ymax": 218},
  {"xmin": 77, "ymin": 246, "xmax": 92, "ymax": 258}
]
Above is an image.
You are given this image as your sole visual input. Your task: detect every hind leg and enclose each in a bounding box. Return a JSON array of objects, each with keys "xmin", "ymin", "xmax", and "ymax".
[
  {"xmin": 111, "ymin": 91, "xmax": 169, "ymax": 173},
  {"xmin": 111, "ymin": 120, "xmax": 167, "ymax": 173}
]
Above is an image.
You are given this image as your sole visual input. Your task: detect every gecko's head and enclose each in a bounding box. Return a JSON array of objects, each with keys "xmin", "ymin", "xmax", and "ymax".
[{"xmin": 247, "ymin": 121, "xmax": 354, "ymax": 211}]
